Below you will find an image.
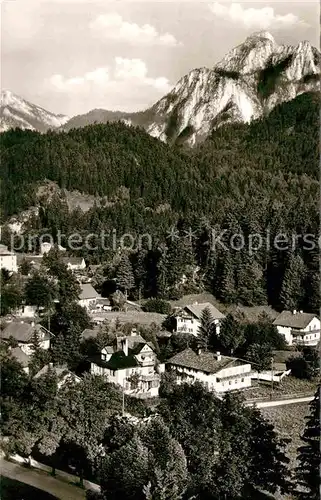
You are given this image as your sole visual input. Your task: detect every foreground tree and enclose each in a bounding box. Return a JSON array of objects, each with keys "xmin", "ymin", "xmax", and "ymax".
[
  {"xmin": 219, "ymin": 313, "xmax": 244, "ymax": 355},
  {"xmin": 25, "ymin": 272, "xmax": 55, "ymax": 311},
  {"xmin": 197, "ymin": 306, "xmax": 215, "ymax": 350},
  {"xmin": 295, "ymin": 387, "xmax": 320, "ymax": 500}
]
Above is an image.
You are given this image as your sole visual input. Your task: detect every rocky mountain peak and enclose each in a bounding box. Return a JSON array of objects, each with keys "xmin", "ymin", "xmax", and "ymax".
[
  {"xmin": 216, "ymin": 30, "xmax": 277, "ymax": 75},
  {"xmin": 0, "ymin": 90, "xmax": 69, "ymax": 133}
]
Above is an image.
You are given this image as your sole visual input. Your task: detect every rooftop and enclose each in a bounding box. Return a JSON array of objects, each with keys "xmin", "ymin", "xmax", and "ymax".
[
  {"xmin": 79, "ymin": 283, "xmax": 101, "ymax": 300},
  {"xmin": 167, "ymin": 348, "xmax": 238, "ymax": 374},
  {"xmin": 1, "ymin": 321, "xmax": 50, "ymax": 343},
  {"xmin": 182, "ymin": 302, "xmax": 225, "ymax": 320},
  {"xmin": 34, "ymin": 363, "xmax": 80, "ymax": 381},
  {"xmin": 81, "ymin": 327, "xmax": 100, "ymax": 340},
  {"xmin": 62, "ymin": 256, "xmax": 85, "ymax": 266},
  {"xmin": 0, "ymin": 244, "xmax": 15, "ymax": 256},
  {"xmin": 10, "ymin": 346, "xmax": 30, "ymax": 367},
  {"xmin": 92, "ymin": 351, "xmax": 139, "ymax": 371},
  {"xmin": 273, "ymin": 310, "xmax": 318, "ymax": 329}
]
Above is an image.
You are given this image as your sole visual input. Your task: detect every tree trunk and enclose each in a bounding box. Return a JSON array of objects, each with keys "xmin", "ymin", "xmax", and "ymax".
[{"xmin": 79, "ymin": 469, "xmax": 84, "ymax": 489}]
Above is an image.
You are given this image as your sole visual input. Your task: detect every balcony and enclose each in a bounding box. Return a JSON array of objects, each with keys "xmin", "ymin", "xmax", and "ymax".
[{"xmin": 140, "ymin": 373, "xmax": 160, "ymax": 382}]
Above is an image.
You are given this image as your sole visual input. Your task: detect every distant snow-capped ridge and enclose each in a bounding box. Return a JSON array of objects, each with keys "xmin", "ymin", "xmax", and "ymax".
[
  {"xmin": 2, "ymin": 31, "xmax": 320, "ymax": 143},
  {"xmin": 0, "ymin": 90, "xmax": 69, "ymax": 133}
]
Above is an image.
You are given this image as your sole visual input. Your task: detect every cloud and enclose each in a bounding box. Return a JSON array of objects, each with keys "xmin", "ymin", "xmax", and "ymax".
[
  {"xmin": 89, "ymin": 13, "xmax": 181, "ymax": 46},
  {"xmin": 47, "ymin": 58, "xmax": 171, "ymax": 110},
  {"xmin": 209, "ymin": 3, "xmax": 309, "ymax": 30}
]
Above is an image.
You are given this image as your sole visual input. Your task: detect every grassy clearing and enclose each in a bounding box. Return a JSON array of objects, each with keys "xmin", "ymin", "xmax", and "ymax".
[
  {"xmin": 261, "ymin": 402, "xmax": 310, "ymax": 470},
  {"xmin": 244, "ymin": 376, "xmax": 318, "ymax": 400},
  {"xmin": 0, "ymin": 476, "xmax": 58, "ymax": 500}
]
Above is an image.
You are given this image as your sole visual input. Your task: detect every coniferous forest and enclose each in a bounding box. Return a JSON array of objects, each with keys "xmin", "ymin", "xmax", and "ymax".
[{"xmin": 0, "ymin": 91, "xmax": 319, "ymax": 312}]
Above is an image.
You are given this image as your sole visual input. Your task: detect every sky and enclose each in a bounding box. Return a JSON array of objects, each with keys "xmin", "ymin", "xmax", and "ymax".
[{"xmin": 1, "ymin": 0, "xmax": 319, "ymax": 117}]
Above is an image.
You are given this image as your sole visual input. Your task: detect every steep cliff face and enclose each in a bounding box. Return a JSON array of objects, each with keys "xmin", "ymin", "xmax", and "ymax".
[
  {"xmin": 0, "ymin": 90, "xmax": 69, "ymax": 133},
  {"xmin": 145, "ymin": 32, "xmax": 320, "ymax": 145},
  {"xmin": 3, "ymin": 32, "xmax": 319, "ymax": 143}
]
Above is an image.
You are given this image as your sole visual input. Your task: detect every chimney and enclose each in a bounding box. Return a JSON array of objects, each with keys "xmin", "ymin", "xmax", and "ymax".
[
  {"xmin": 293, "ymin": 310, "xmax": 297, "ymax": 315},
  {"xmin": 197, "ymin": 348, "xmax": 202, "ymax": 355},
  {"xmin": 130, "ymin": 328, "xmax": 137, "ymax": 337},
  {"xmin": 299, "ymin": 310, "xmax": 303, "ymax": 314},
  {"xmin": 216, "ymin": 351, "xmax": 221, "ymax": 361},
  {"xmin": 122, "ymin": 338, "xmax": 129, "ymax": 356},
  {"xmin": 48, "ymin": 362, "xmax": 54, "ymax": 369},
  {"xmin": 31, "ymin": 321, "xmax": 35, "ymax": 327}
]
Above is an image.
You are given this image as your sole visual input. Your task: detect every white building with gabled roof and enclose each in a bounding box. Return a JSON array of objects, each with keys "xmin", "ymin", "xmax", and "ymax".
[
  {"xmin": 0, "ymin": 244, "xmax": 17, "ymax": 273},
  {"xmin": 166, "ymin": 348, "xmax": 253, "ymax": 393},
  {"xmin": 273, "ymin": 310, "xmax": 320, "ymax": 346},
  {"xmin": 174, "ymin": 302, "xmax": 225, "ymax": 336}
]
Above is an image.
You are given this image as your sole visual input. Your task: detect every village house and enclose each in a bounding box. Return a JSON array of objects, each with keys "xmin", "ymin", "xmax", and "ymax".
[
  {"xmin": 15, "ymin": 304, "xmax": 39, "ymax": 319},
  {"xmin": 0, "ymin": 244, "xmax": 17, "ymax": 273},
  {"xmin": 34, "ymin": 363, "xmax": 81, "ymax": 388},
  {"xmin": 78, "ymin": 283, "xmax": 102, "ymax": 309},
  {"xmin": 40, "ymin": 242, "xmax": 66, "ymax": 255},
  {"xmin": 91, "ymin": 298, "xmax": 112, "ymax": 313},
  {"xmin": 62, "ymin": 256, "xmax": 86, "ymax": 272},
  {"xmin": 166, "ymin": 348, "xmax": 253, "ymax": 393},
  {"xmin": 273, "ymin": 310, "xmax": 320, "ymax": 346},
  {"xmin": 16, "ymin": 254, "xmax": 43, "ymax": 272},
  {"xmin": 0, "ymin": 321, "xmax": 52, "ymax": 355},
  {"xmin": 90, "ymin": 332, "xmax": 165, "ymax": 398},
  {"xmin": 10, "ymin": 346, "xmax": 30, "ymax": 374},
  {"xmin": 174, "ymin": 302, "xmax": 225, "ymax": 336}
]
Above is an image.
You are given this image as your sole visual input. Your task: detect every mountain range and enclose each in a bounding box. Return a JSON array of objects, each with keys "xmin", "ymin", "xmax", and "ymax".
[
  {"xmin": 0, "ymin": 90, "xmax": 69, "ymax": 133},
  {"xmin": 1, "ymin": 31, "xmax": 320, "ymax": 144}
]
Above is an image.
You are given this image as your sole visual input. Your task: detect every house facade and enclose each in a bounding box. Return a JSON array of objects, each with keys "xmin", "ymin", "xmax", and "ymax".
[
  {"xmin": 166, "ymin": 348, "xmax": 253, "ymax": 393},
  {"xmin": 273, "ymin": 310, "xmax": 320, "ymax": 346},
  {"xmin": 10, "ymin": 346, "xmax": 30, "ymax": 374},
  {"xmin": 34, "ymin": 363, "xmax": 81, "ymax": 388},
  {"xmin": 174, "ymin": 302, "xmax": 225, "ymax": 336},
  {"xmin": 78, "ymin": 284, "xmax": 102, "ymax": 309},
  {"xmin": 1, "ymin": 321, "xmax": 52, "ymax": 355},
  {"xmin": 62, "ymin": 257, "xmax": 86, "ymax": 272},
  {"xmin": 0, "ymin": 244, "xmax": 17, "ymax": 273},
  {"xmin": 90, "ymin": 334, "xmax": 165, "ymax": 398}
]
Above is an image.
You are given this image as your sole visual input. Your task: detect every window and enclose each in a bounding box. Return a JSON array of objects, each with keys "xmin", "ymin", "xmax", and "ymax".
[
  {"xmin": 241, "ymin": 378, "xmax": 244, "ymax": 382},
  {"xmin": 101, "ymin": 353, "xmax": 106, "ymax": 360},
  {"xmin": 229, "ymin": 381, "xmax": 232, "ymax": 385},
  {"xmin": 235, "ymin": 380, "xmax": 237, "ymax": 384}
]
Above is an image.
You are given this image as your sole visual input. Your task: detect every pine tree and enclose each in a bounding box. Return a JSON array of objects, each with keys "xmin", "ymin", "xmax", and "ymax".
[
  {"xmin": 219, "ymin": 313, "xmax": 244, "ymax": 355},
  {"xmin": 279, "ymin": 253, "xmax": 305, "ymax": 311},
  {"xmin": 218, "ymin": 252, "xmax": 236, "ymax": 304},
  {"xmin": 236, "ymin": 254, "xmax": 267, "ymax": 306},
  {"xmin": 295, "ymin": 387, "xmax": 320, "ymax": 500},
  {"xmin": 197, "ymin": 307, "xmax": 215, "ymax": 350},
  {"xmin": 116, "ymin": 254, "xmax": 135, "ymax": 298}
]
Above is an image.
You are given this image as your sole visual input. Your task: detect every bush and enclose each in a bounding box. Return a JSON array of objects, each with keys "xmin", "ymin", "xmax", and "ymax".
[
  {"xmin": 143, "ymin": 298, "xmax": 172, "ymax": 315},
  {"xmin": 286, "ymin": 348, "xmax": 319, "ymax": 380}
]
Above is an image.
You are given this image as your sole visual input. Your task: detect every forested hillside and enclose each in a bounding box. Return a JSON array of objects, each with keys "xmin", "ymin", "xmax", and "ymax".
[{"xmin": 0, "ymin": 92, "xmax": 319, "ymax": 311}]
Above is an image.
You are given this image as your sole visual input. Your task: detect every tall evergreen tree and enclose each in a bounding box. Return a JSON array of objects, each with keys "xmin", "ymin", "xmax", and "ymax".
[
  {"xmin": 197, "ymin": 306, "xmax": 215, "ymax": 350},
  {"xmin": 219, "ymin": 313, "xmax": 244, "ymax": 355},
  {"xmin": 279, "ymin": 253, "xmax": 305, "ymax": 310},
  {"xmin": 218, "ymin": 252, "xmax": 236, "ymax": 304},
  {"xmin": 116, "ymin": 254, "xmax": 135, "ymax": 298},
  {"xmin": 295, "ymin": 387, "xmax": 320, "ymax": 500}
]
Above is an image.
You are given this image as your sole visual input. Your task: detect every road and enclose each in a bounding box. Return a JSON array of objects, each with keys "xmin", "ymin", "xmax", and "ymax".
[
  {"xmin": 0, "ymin": 458, "xmax": 86, "ymax": 500},
  {"xmin": 245, "ymin": 395, "xmax": 314, "ymax": 408}
]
